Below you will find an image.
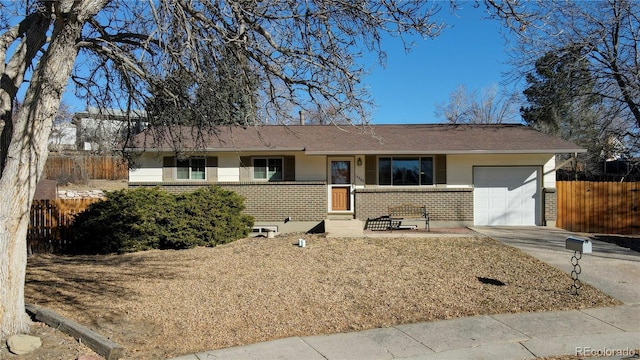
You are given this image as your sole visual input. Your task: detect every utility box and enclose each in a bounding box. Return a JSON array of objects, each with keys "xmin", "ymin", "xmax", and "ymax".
[{"xmin": 566, "ymin": 236, "xmax": 592, "ymax": 253}]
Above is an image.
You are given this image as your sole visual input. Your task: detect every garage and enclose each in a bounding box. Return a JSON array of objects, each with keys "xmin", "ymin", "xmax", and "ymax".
[{"xmin": 473, "ymin": 166, "xmax": 540, "ymax": 226}]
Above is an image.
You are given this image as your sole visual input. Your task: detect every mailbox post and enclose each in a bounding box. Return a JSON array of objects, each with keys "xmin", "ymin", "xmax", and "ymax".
[{"xmin": 566, "ymin": 236, "xmax": 592, "ymax": 295}]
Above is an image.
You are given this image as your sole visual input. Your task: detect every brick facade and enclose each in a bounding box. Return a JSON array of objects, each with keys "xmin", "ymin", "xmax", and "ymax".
[
  {"xmin": 220, "ymin": 182, "xmax": 326, "ymax": 222},
  {"xmin": 130, "ymin": 181, "xmax": 326, "ymax": 222},
  {"xmin": 543, "ymin": 187, "xmax": 557, "ymax": 225},
  {"xmin": 131, "ymin": 183, "xmax": 554, "ymax": 227},
  {"xmin": 354, "ymin": 187, "xmax": 474, "ymax": 222}
]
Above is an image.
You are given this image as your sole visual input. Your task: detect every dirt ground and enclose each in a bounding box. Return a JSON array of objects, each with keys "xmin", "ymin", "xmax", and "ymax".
[
  {"xmin": 0, "ymin": 321, "xmax": 98, "ymax": 359},
  {"xmin": 21, "ymin": 233, "xmax": 621, "ymax": 360}
]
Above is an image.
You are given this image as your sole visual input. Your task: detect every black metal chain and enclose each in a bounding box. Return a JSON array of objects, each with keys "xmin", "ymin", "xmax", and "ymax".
[{"xmin": 570, "ymin": 250, "xmax": 583, "ymax": 295}]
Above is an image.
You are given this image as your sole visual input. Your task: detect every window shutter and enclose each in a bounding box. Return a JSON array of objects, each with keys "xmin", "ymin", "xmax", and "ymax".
[
  {"xmin": 284, "ymin": 156, "xmax": 295, "ymax": 181},
  {"xmin": 162, "ymin": 156, "xmax": 175, "ymax": 181},
  {"xmin": 206, "ymin": 156, "xmax": 218, "ymax": 181},
  {"xmin": 435, "ymin": 155, "xmax": 447, "ymax": 185},
  {"xmin": 364, "ymin": 155, "xmax": 376, "ymax": 185},
  {"xmin": 239, "ymin": 156, "xmax": 251, "ymax": 181}
]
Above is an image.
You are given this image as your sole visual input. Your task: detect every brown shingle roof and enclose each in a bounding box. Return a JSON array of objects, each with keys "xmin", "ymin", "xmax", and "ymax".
[{"xmin": 131, "ymin": 124, "xmax": 585, "ymax": 154}]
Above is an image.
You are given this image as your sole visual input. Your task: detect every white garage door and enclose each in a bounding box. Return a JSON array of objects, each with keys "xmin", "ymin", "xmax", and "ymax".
[{"xmin": 473, "ymin": 167, "xmax": 540, "ymax": 226}]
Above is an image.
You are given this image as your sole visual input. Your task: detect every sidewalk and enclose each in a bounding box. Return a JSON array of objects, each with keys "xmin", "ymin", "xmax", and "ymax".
[
  {"xmin": 170, "ymin": 227, "xmax": 640, "ymax": 360},
  {"xmin": 171, "ymin": 305, "xmax": 639, "ymax": 360}
]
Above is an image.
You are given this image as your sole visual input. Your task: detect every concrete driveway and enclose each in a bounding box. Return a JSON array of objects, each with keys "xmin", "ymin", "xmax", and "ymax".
[{"xmin": 471, "ymin": 226, "xmax": 640, "ymax": 305}]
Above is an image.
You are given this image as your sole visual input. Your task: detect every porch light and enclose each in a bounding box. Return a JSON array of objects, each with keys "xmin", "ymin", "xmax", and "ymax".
[{"xmin": 357, "ymin": 157, "xmax": 362, "ymax": 166}]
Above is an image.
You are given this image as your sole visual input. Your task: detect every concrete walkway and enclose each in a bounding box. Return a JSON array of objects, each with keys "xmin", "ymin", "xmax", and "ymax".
[{"xmin": 170, "ymin": 227, "xmax": 640, "ymax": 360}]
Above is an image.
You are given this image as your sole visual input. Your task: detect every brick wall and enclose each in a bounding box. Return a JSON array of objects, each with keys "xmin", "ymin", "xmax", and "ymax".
[
  {"xmin": 543, "ymin": 187, "xmax": 557, "ymax": 225},
  {"xmin": 221, "ymin": 182, "xmax": 326, "ymax": 222},
  {"xmin": 354, "ymin": 187, "xmax": 474, "ymax": 222},
  {"xmin": 130, "ymin": 181, "xmax": 327, "ymax": 222},
  {"xmin": 129, "ymin": 183, "xmax": 555, "ymax": 226}
]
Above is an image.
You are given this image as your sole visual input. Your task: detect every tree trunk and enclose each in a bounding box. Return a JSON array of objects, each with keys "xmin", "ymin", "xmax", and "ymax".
[{"xmin": 0, "ymin": 16, "xmax": 83, "ymax": 338}]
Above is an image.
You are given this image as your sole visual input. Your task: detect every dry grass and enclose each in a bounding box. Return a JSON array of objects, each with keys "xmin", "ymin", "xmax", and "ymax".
[{"xmin": 25, "ymin": 234, "xmax": 620, "ymax": 359}]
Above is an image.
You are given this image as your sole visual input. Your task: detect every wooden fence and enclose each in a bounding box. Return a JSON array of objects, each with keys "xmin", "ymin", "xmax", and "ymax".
[
  {"xmin": 28, "ymin": 198, "xmax": 103, "ymax": 254},
  {"xmin": 44, "ymin": 155, "xmax": 128, "ymax": 181},
  {"xmin": 556, "ymin": 181, "xmax": 640, "ymax": 235}
]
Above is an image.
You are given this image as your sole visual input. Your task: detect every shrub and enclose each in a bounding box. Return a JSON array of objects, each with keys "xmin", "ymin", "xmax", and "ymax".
[
  {"xmin": 69, "ymin": 186, "xmax": 253, "ymax": 254},
  {"xmin": 163, "ymin": 187, "xmax": 253, "ymax": 249}
]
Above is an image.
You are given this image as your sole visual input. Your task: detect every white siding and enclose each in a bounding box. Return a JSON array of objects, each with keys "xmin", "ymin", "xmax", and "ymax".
[
  {"xmin": 128, "ymin": 152, "xmax": 329, "ymax": 183},
  {"xmin": 446, "ymin": 154, "xmax": 555, "ymax": 187},
  {"xmin": 542, "ymin": 157, "xmax": 556, "ymax": 188},
  {"xmin": 218, "ymin": 153, "xmax": 240, "ymax": 182},
  {"xmin": 129, "ymin": 168, "xmax": 162, "ymax": 182},
  {"xmin": 297, "ymin": 155, "xmax": 325, "ymax": 181},
  {"xmin": 129, "ymin": 154, "xmax": 162, "ymax": 182}
]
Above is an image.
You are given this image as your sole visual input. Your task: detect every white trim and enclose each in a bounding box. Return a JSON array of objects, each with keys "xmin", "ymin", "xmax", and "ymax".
[
  {"xmin": 251, "ymin": 156, "xmax": 284, "ymax": 181},
  {"xmin": 176, "ymin": 157, "xmax": 207, "ymax": 181},
  {"xmin": 327, "ymin": 157, "xmax": 355, "ymax": 213},
  {"xmin": 305, "ymin": 149, "xmax": 586, "ymax": 155}
]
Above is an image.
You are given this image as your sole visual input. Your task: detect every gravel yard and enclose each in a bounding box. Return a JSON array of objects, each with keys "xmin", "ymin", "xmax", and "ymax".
[{"xmin": 24, "ymin": 233, "xmax": 620, "ymax": 359}]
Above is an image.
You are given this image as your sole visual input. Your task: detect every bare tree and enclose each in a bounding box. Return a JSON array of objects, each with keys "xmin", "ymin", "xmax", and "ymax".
[
  {"xmin": 0, "ymin": 0, "xmax": 456, "ymax": 337},
  {"xmin": 0, "ymin": 0, "xmax": 544, "ymax": 338},
  {"xmin": 301, "ymin": 103, "xmax": 358, "ymax": 125},
  {"xmin": 435, "ymin": 85, "xmax": 470, "ymax": 124},
  {"xmin": 488, "ymin": 0, "xmax": 640, "ymax": 138},
  {"xmin": 435, "ymin": 84, "xmax": 519, "ymax": 124}
]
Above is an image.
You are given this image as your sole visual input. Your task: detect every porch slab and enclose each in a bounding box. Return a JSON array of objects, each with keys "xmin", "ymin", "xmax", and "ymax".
[{"xmin": 324, "ymin": 219, "xmax": 364, "ymax": 238}]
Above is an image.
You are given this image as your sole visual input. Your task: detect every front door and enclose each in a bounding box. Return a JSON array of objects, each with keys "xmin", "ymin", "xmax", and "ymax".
[{"xmin": 329, "ymin": 159, "xmax": 352, "ymax": 212}]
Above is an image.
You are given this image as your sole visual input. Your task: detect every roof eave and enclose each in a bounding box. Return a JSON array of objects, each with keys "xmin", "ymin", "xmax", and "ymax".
[
  {"xmin": 130, "ymin": 147, "xmax": 306, "ymax": 152},
  {"xmin": 304, "ymin": 149, "xmax": 587, "ymax": 155}
]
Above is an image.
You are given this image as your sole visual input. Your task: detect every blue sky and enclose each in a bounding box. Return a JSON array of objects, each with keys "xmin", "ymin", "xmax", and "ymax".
[
  {"xmin": 365, "ymin": 5, "xmax": 514, "ymax": 124},
  {"xmin": 62, "ymin": 4, "xmax": 514, "ymax": 124}
]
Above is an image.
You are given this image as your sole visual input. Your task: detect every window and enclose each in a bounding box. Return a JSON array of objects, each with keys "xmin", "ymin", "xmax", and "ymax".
[
  {"xmin": 177, "ymin": 158, "xmax": 206, "ymax": 180},
  {"xmin": 253, "ymin": 157, "xmax": 283, "ymax": 180},
  {"xmin": 378, "ymin": 157, "xmax": 434, "ymax": 185}
]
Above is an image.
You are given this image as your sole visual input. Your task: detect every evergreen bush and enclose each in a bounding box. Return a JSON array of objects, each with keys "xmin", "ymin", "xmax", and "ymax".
[
  {"xmin": 70, "ymin": 186, "xmax": 253, "ymax": 254},
  {"xmin": 165, "ymin": 186, "xmax": 254, "ymax": 249}
]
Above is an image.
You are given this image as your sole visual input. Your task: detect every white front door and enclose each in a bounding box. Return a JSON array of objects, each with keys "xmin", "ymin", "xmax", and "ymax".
[
  {"xmin": 473, "ymin": 166, "xmax": 540, "ymax": 226},
  {"xmin": 329, "ymin": 159, "xmax": 353, "ymax": 212}
]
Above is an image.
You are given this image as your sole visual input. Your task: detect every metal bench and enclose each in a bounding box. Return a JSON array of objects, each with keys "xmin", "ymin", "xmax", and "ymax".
[
  {"xmin": 364, "ymin": 216, "xmax": 402, "ymax": 231},
  {"xmin": 388, "ymin": 204, "xmax": 430, "ymax": 231}
]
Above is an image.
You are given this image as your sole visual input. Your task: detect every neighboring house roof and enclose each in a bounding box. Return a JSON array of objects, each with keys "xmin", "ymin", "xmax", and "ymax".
[{"xmin": 129, "ymin": 124, "xmax": 586, "ymax": 155}]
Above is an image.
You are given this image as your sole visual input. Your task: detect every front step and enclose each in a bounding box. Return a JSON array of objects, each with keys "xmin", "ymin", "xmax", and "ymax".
[
  {"xmin": 324, "ymin": 218, "xmax": 364, "ymax": 238},
  {"xmin": 326, "ymin": 213, "xmax": 354, "ymax": 220}
]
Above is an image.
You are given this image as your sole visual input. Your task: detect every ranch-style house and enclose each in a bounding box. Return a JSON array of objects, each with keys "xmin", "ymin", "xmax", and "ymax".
[{"xmin": 127, "ymin": 124, "xmax": 585, "ymax": 234}]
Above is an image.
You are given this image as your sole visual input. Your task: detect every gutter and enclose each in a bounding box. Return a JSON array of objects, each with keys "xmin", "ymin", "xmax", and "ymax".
[
  {"xmin": 304, "ymin": 149, "xmax": 588, "ymax": 156},
  {"xmin": 128, "ymin": 147, "xmax": 306, "ymax": 152}
]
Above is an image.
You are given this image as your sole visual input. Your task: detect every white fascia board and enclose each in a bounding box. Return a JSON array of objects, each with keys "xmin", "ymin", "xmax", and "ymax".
[
  {"xmin": 304, "ymin": 149, "xmax": 587, "ymax": 155},
  {"xmin": 132, "ymin": 147, "xmax": 305, "ymax": 152},
  {"xmin": 213, "ymin": 147, "xmax": 305, "ymax": 152}
]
